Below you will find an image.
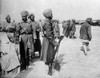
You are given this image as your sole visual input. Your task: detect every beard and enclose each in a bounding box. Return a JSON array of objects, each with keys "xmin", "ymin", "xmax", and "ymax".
[
  {"xmin": 48, "ymin": 16, "xmax": 53, "ymax": 20},
  {"xmin": 22, "ymin": 18, "xmax": 27, "ymax": 22}
]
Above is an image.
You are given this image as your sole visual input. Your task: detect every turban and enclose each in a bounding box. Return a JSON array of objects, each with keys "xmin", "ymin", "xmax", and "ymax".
[
  {"xmin": 43, "ymin": 9, "xmax": 52, "ymax": 18},
  {"xmin": 28, "ymin": 13, "xmax": 35, "ymax": 19},
  {"xmin": 21, "ymin": 10, "xmax": 29, "ymax": 17}
]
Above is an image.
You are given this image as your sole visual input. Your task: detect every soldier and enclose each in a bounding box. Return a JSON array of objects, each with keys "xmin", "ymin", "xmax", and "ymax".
[
  {"xmin": 62, "ymin": 20, "xmax": 70, "ymax": 37},
  {"xmin": 80, "ymin": 18, "xmax": 92, "ymax": 55},
  {"xmin": 52, "ymin": 19, "xmax": 60, "ymax": 39},
  {"xmin": 28, "ymin": 13, "xmax": 41, "ymax": 58},
  {"xmin": 17, "ymin": 11, "xmax": 34, "ymax": 71},
  {"xmin": 40, "ymin": 9, "xmax": 59, "ymax": 75},
  {"xmin": 69, "ymin": 19, "xmax": 76, "ymax": 39}
]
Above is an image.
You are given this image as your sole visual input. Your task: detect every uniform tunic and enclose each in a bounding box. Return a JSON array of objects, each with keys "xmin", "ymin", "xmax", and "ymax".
[
  {"xmin": 62, "ymin": 21, "xmax": 70, "ymax": 37},
  {"xmin": 18, "ymin": 21, "xmax": 34, "ymax": 70},
  {"xmin": 80, "ymin": 22, "xmax": 92, "ymax": 41},
  {"xmin": 69, "ymin": 21, "xmax": 76, "ymax": 38},
  {"xmin": 40, "ymin": 19, "xmax": 56, "ymax": 64}
]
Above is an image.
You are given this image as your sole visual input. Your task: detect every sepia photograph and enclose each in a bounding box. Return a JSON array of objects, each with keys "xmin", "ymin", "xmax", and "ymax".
[{"xmin": 0, "ymin": 0, "xmax": 100, "ymax": 78}]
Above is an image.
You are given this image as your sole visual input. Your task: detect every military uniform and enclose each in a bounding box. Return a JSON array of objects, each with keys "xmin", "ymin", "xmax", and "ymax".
[
  {"xmin": 62, "ymin": 20, "xmax": 70, "ymax": 37},
  {"xmin": 40, "ymin": 9, "xmax": 58, "ymax": 75},
  {"xmin": 80, "ymin": 22, "xmax": 92, "ymax": 40},
  {"xmin": 18, "ymin": 11, "xmax": 34, "ymax": 70},
  {"xmin": 69, "ymin": 20, "xmax": 76, "ymax": 39},
  {"xmin": 80, "ymin": 18, "xmax": 92, "ymax": 55}
]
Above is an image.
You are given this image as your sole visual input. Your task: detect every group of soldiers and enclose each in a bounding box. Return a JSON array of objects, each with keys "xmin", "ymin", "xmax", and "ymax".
[
  {"xmin": 0, "ymin": 9, "xmax": 92, "ymax": 76},
  {"xmin": 62, "ymin": 19, "xmax": 76, "ymax": 39}
]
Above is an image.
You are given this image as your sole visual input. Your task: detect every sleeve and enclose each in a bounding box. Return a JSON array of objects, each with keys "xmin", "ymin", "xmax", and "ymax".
[
  {"xmin": 88, "ymin": 25, "xmax": 92, "ymax": 41},
  {"xmin": 31, "ymin": 23, "xmax": 37, "ymax": 39}
]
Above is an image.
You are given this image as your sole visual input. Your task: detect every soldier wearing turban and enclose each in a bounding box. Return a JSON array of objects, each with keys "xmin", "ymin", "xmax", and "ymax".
[
  {"xmin": 69, "ymin": 19, "xmax": 76, "ymax": 39},
  {"xmin": 0, "ymin": 14, "xmax": 20, "ymax": 74},
  {"xmin": 16, "ymin": 10, "xmax": 35, "ymax": 71},
  {"xmin": 40, "ymin": 9, "xmax": 59, "ymax": 75}
]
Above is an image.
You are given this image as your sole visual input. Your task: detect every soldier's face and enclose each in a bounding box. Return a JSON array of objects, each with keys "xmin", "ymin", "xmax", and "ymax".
[
  {"xmin": 30, "ymin": 16, "xmax": 34, "ymax": 21},
  {"xmin": 48, "ymin": 14, "xmax": 53, "ymax": 20},
  {"xmin": 22, "ymin": 16, "xmax": 27, "ymax": 22}
]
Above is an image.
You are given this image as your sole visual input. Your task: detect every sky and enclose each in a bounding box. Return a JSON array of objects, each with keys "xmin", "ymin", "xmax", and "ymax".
[{"xmin": 1, "ymin": 0, "xmax": 100, "ymax": 22}]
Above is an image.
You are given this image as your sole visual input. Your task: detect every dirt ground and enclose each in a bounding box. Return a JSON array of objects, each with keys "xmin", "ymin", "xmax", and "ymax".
[{"xmin": 1, "ymin": 25, "xmax": 100, "ymax": 78}]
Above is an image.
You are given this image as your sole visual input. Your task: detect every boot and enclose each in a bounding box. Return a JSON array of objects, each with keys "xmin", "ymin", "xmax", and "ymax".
[{"xmin": 48, "ymin": 66, "xmax": 52, "ymax": 75}]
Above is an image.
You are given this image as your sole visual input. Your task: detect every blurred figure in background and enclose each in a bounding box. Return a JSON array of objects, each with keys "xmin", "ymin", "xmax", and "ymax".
[
  {"xmin": 52, "ymin": 19, "xmax": 60, "ymax": 39},
  {"xmin": 62, "ymin": 20, "xmax": 70, "ymax": 37},
  {"xmin": 69, "ymin": 19, "xmax": 76, "ymax": 39},
  {"xmin": 80, "ymin": 18, "xmax": 92, "ymax": 55}
]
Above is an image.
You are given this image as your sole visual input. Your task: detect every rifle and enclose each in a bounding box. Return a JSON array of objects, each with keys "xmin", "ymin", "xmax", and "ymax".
[
  {"xmin": 53, "ymin": 36, "xmax": 64, "ymax": 60},
  {"xmin": 43, "ymin": 35, "xmax": 64, "ymax": 60}
]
